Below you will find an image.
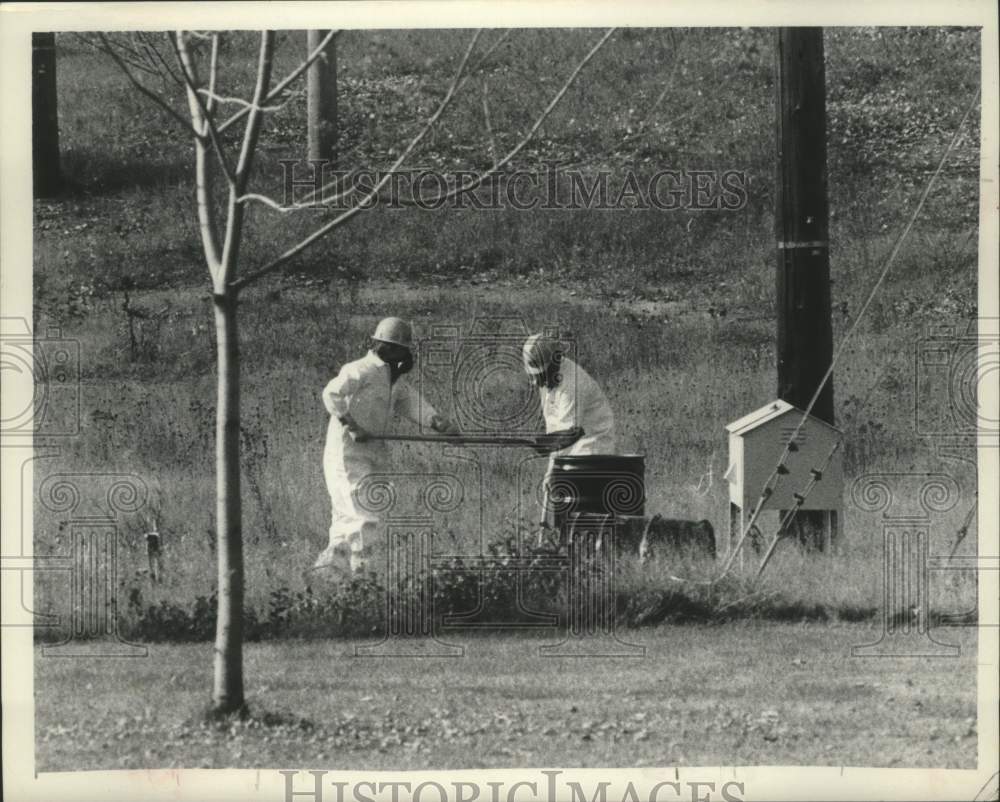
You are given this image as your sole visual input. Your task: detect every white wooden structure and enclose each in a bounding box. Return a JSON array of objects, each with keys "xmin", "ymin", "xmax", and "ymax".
[{"xmin": 725, "ymin": 400, "xmax": 843, "ymax": 558}]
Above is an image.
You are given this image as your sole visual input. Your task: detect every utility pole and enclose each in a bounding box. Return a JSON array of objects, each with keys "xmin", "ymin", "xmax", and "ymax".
[
  {"xmin": 306, "ymin": 30, "xmax": 338, "ymax": 165},
  {"xmin": 775, "ymin": 27, "xmax": 835, "ymax": 548},
  {"xmin": 32, "ymin": 32, "xmax": 61, "ymax": 197}
]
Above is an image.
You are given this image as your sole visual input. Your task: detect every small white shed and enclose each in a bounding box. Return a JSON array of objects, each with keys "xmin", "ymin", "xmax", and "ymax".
[{"xmin": 725, "ymin": 400, "xmax": 843, "ymax": 557}]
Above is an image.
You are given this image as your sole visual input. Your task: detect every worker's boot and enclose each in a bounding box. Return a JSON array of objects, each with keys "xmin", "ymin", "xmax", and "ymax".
[
  {"xmin": 349, "ymin": 546, "xmax": 371, "ymax": 577},
  {"xmin": 310, "ymin": 543, "xmax": 353, "ymax": 583}
]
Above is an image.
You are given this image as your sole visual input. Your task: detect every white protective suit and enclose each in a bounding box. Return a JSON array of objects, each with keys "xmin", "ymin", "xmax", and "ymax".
[
  {"xmin": 316, "ymin": 350, "xmax": 438, "ymax": 572},
  {"xmin": 539, "ymin": 355, "xmax": 617, "ymax": 521}
]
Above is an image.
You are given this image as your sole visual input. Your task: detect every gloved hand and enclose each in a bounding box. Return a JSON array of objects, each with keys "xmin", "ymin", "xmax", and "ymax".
[
  {"xmin": 339, "ymin": 414, "xmax": 371, "ymax": 443},
  {"xmin": 430, "ymin": 415, "xmax": 460, "ymax": 436},
  {"xmin": 348, "ymin": 427, "xmax": 371, "ymax": 443}
]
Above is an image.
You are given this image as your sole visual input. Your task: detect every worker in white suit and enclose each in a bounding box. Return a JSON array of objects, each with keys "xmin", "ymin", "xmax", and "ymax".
[
  {"xmin": 315, "ymin": 317, "xmax": 458, "ymax": 576},
  {"xmin": 522, "ymin": 333, "xmax": 617, "ymax": 528}
]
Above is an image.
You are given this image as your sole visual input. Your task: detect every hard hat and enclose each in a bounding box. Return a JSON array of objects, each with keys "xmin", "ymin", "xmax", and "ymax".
[
  {"xmin": 373, "ymin": 317, "xmax": 413, "ymax": 348},
  {"xmin": 522, "ymin": 333, "xmax": 563, "ymax": 375}
]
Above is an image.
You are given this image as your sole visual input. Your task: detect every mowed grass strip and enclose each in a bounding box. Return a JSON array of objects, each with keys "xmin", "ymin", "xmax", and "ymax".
[{"xmin": 35, "ymin": 624, "xmax": 978, "ymax": 771}]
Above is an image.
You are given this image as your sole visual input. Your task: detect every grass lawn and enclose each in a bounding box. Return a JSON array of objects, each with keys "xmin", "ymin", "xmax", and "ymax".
[{"xmin": 34, "ymin": 623, "xmax": 978, "ymax": 771}]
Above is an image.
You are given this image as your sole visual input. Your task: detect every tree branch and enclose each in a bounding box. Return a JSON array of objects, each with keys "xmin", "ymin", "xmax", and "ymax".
[
  {"xmin": 235, "ymin": 193, "xmax": 309, "ymax": 214},
  {"xmin": 481, "ymin": 77, "xmax": 498, "ymax": 167},
  {"xmin": 220, "ymin": 31, "xmax": 275, "ymax": 286},
  {"xmin": 90, "ymin": 32, "xmax": 164, "ymax": 78},
  {"xmin": 231, "ymin": 29, "xmax": 484, "ymax": 290},
  {"xmin": 237, "ymin": 169, "xmax": 361, "ymax": 213},
  {"xmin": 135, "ymin": 31, "xmax": 186, "ymax": 90},
  {"xmin": 108, "ymin": 40, "xmax": 162, "ymax": 76},
  {"xmin": 171, "ymin": 31, "xmax": 222, "ymax": 274},
  {"xmin": 233, "ymin": 32, "xmax": 275, "ymax": 191},
  {"xmin": 197, "ymin": 88, "xmax": 290, "ymax": 114},
  {"xmin": 467, "ymin": 30, "xmax": 513, "ymax": 81},
  {"xmin": 95, "ymin": 33, "xmax": 196, "ymax": 136},
  {"xmin": 611, "ymin": 41, "xmax": 684, "ymax": 153},
  {"xmin": 234, "ymin": 28, "xmax": 614, "ymax": 288},
  {"xmin": 206, "ymin": 33, "xmax": 220, "ymax": 114},
  {"xmin": 378, "ymin": 28, "xmax": 616, "ymax": 208},
  {"xmin": 217, "ymin": 29, "xmax": 339, "ymax": 134},
  {"xmin": 171, "ymin": 31, "xmax": 237, "ymax": 187},
  {"xmin": 238, "ymin": 29, "xmax": 513, "ymax": 216}
]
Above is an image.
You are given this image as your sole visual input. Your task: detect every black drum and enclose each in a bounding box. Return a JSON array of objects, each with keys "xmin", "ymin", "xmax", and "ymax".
[{"xmin": 549, "ymin": 454, "xmax": 645, "ymax": 532}]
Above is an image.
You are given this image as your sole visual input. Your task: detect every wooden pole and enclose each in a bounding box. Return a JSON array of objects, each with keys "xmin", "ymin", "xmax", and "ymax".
[
  {"xmin": 775, "ymin": 27, "xmax": 835, "ymax": 549},
  {"xmin": 306, "ymin": 30, "xmax": 337, "ymax": 165},
  {"xmin": 32, "ymin": 32, "xmax": 61, "ymax": 197},
  {"xmin": 775, "ymin": 27, "xmax": 834, "ymax": 422}
]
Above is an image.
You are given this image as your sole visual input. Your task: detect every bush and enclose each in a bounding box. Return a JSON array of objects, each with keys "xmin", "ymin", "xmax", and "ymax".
[
  {"xmin": 91, "ymin": 536, "xmax": 887, "ymax": 644},
  {"xmin": 123, "ymin": 588, "xmax": 264, "ymax": 643}
]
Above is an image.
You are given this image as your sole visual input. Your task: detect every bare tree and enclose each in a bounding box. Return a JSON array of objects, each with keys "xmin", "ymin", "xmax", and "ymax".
[
  {"xmin": 307, "ymin": 30, "xmax": 337, "ymax": 164},
  {"xmin": 88, "ymin": 28, "xmax": 614, "ymax": 716}
]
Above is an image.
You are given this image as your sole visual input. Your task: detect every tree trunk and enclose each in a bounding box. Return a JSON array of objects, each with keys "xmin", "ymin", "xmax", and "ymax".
[
  {"xmin": 307, "ymin": 30, "xmax": 337, "ymax": 165},
  {"xmin": 32, "ymin": 32, "xmax": 61, "ymax": 197},
  {"xmin": 211, "ymin": 290, "xmax": 245, "ymax": 714}
]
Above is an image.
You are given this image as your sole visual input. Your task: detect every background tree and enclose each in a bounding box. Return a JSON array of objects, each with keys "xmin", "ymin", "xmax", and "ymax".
[
  {"xmin": 307, "ymin": 30, "xmax": 338, "ymax": 165},
  {"xmin": 89, "ymin": 28, "xmax": 615, "ymax": 716},
  {"xmin": 32, "ymin": 32, "xmax": 61, "ymax": 197}
]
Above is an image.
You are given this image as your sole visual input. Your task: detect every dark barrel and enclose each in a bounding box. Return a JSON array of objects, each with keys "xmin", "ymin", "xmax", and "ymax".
[{"xmin": 549, "ymin": 454, "xmax": 645, "ymax": 532}]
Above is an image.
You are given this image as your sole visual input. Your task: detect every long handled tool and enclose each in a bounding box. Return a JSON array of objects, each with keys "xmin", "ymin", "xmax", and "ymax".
[{"xmin": 369, "ymin": 433, "xmax": 539, "ymax": 447}]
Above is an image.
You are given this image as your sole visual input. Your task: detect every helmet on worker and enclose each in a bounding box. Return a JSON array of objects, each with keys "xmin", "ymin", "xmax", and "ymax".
[
  {"xmin": 373, "ymin": 317, "xmax": 413, "ymax": 349},
  {"xmin": 523, "ymin": 334, "xmax": 564, "ymax": 380},
  {"xmin": 372, "ymin": 317, "xmax": 415, "ymax": 378}
]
